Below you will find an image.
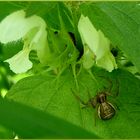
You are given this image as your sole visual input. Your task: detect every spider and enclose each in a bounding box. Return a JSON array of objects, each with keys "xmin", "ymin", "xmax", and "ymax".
[{"xmin": 71, "ymin": 76, "xmax": 119, "ymax": 120}]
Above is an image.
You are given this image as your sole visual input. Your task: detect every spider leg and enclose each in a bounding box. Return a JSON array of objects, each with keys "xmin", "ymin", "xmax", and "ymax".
[
  {"xmin": 98, "ymin": 75, "xmax": 113, "ymax": 93},
  {"xmin": 109, "ymin": 99, "xmax": 120, "ymax": 111},
  {"xmin": 108, "ymin": 79, "xmax": 113, "ymax": 93},
  {"xmin": 106, "ymin": 78, "xmax": 119, "ymax": 97},
  {"xmin": 105, "ymin": 91, "xmax": 114, "ymax": 97},
  {"xmin": 71, "ymin": 88, "xmax": 88, "ymax": 106},
  {"xmin": 94, "ymin": 103, "xmax": 99, "ymax": 126}
]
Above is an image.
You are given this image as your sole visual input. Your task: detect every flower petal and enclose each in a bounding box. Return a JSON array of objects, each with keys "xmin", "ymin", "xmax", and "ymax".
[
  {"xmin": 0, "ymin": 10, "xmax": 46, "ymax": 43},
  {"xmin": 0, "ymin": 10, "xmax": 48, "ymax": 73},
  {"xmin": 78, "ymin": 15, "xmax": 99, "ymax": 56},
  {"xmin": 78, "ymin": 15, "xmax": 117, "ymax": 71},
  {"xmin": 35, "ymin": 29, "xmax": 48, "ymax": 64},
  {"xmin": 82, "ymin": 45, "xmax": 95, "ymax": 69},
  {"xmin": 5, "ymin": 48, "xmax": 32, "ymax": 74},
  {"xmin": 96, "ymin": 52, "xmax": 117, "ymax": 72}
]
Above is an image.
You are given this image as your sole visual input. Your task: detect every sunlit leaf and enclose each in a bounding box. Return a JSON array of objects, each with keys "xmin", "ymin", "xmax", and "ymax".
[{"xmin": 6, "ymin": 67, "xmax": 140, "ymax": 138}]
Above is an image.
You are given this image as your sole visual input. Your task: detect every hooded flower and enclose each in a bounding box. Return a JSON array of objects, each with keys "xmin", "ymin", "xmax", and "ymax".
[
  {"xmin": 0, "ymin": 10, "xmax": 48, "ymax": 73},
  {"xmin": 78, "ymin": 15, "xmax": 117, "ymax": 72}
]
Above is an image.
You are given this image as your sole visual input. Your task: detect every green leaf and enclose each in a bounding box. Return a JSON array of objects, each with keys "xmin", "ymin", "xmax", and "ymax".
[
  {"xmin": 0, "ymin": 97, "xmax": 97, "ymax": 138},
  {"xmin": 45, "ymin": 28, "xmax": 79, "ymax": 69},
  {"xmin": 0, "ymin": 40, "xmax": 23, "ymax": 61},
  {"xmin": 0, "ymin": 2, "xmax": 28, "ymax": 21},
  {"xmin": 0, "ymin": 125, "xmax": 14, "ymax": 138},
  {"xmin": 25, "ymin": 2, "xmax": 74, "ymax": 31},
  {"xmin": 80, "ymin": 2, "xmax": 140, "ymax": 72},
  {"xmin": 1, "ymin": 1, "xmax": 64, "ymax": 25},
  {"xmin": 6, "ymin": 67, "xmax": 140, "ymax": 138}
]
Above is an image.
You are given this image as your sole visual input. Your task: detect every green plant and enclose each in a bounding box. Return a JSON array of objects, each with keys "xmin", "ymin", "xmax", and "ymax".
[{"xmin": 0, "ymin": 1, "xmax": 140, "ymax": 139}]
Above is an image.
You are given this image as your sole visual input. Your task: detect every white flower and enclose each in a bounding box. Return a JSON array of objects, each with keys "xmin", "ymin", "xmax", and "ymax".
[
  {"xmin": 78, "ymin": 15, "xmax": 117, "ymax": 72},
  {"xmin": 0, "ymin": 10, "xmax": 48, "ymax": 73}
]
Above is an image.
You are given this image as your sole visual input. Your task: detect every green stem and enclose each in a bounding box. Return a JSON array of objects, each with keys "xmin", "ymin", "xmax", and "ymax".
[{"xmin": 72, "ymin": 64, "xmax": 79, "ymax": 90}]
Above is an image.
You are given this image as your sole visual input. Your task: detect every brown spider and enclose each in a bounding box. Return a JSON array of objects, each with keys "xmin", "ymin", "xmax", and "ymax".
[{"xmin": 72, "ymin": 76, "xmax": 119, "ymax": 120}]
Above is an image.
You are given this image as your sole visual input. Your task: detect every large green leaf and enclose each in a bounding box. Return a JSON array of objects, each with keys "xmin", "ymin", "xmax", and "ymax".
[
  {"xmin": 80, "ymin": 2, "xmax": 140, "ymax": 72},
  {"xmin": 0, "ymin": 97, "xmax": 97, "ymax": 138},
  {"xmin": 0, "ymin": 125, "xmax": 14, "ymax": 138},
  {"xmin": 6, "ymin": 67, "xmax": 140, "ymax": 138}
]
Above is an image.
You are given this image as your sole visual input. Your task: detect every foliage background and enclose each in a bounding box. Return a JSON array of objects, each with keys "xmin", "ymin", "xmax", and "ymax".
[{"xmin": 0, "ymin": 1, "xmax": 140, "ymax": 139}]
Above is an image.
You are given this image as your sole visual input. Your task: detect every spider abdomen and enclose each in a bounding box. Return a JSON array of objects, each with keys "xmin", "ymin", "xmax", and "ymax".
[{"xmin": 98, "ymin": 102, "xmax": 115, "ymax": 120}]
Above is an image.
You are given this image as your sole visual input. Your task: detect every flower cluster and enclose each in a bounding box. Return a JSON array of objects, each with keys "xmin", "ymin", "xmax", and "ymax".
[{"xmin": 0, "ymin": 11, "xmax": 117, "ymax": 73}]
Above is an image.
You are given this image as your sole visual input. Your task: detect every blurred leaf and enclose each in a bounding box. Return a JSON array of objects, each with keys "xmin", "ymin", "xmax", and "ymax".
[
  {"xmin": 0, "ymin": 97, "xmax": 97, "ymax": 138},
  {"xmin": 6, "ymin": 67, "xmax": 140, "ymax": 138},
  {"xmin": 80, "ymin": 2, "xmax": 140, "ymax": 72},
  {"xmin": 0, "ymin": 125, "xmax": 14, "ymax": 138}
]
